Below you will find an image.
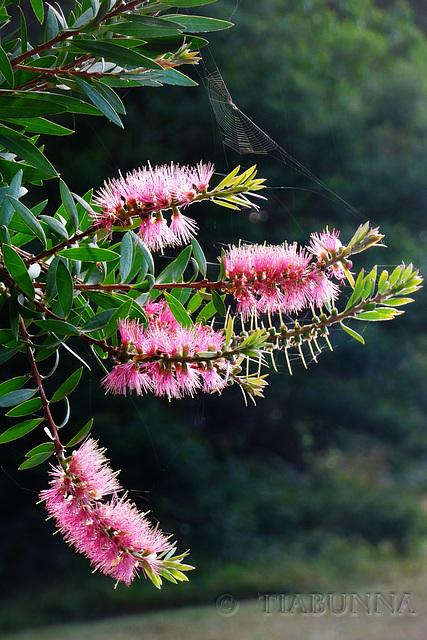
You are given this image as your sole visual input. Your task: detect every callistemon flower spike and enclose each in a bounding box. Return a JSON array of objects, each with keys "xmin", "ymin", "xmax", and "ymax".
[
  {"xmin": 92, "ymin": 162, "xmax": 214, "ymax": 250},
  {"xmin": 222, "ymin": 242, "xmax": 340, "ymax": 319},
  {"xmin": 102, "ymin": 318, "xmax": 229, "ymax": 399},
  {"xmin": 39, "ymin": 439, "xmax": 193, "ymax": 587}
]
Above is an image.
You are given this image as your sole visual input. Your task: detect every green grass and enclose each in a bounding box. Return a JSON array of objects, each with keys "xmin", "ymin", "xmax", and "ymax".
[
  {"xmin": 1, "ymin": 565, "xmax": 426, "ymax": 640},
  {"xmin": 1, "ymin": 540, "xmax": 426, "ymax": 639}
]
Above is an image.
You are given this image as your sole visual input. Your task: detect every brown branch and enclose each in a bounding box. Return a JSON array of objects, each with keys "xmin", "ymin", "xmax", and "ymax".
[
  {"xmin": 10, "ymin": 0, "xmax": 146, "ymax": 66},
  {"xmin": 19, "ymin": 318, "xmax": 65, "ymax": 463},
  {"xmin": 25, "ymin": 224, "xmax": 101, "ymax": 266}
]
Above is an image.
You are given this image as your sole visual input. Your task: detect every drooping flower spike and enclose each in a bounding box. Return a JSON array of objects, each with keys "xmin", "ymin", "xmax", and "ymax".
[
  {"xmin": 92, "ymin": 162, "xmax": 214, "ymax": 250},
  {"xmin": 39, "ymin": 439, "xmax": 192, "ymax": 586}
]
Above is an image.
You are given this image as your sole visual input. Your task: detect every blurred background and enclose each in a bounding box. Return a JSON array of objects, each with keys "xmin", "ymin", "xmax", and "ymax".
[{"xmin": 2, "ymin": 0, "xmax": 427, "ymax": 634}]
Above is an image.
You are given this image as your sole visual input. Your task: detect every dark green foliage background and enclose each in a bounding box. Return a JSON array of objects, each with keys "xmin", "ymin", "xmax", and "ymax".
[{"xmin": 2, "ymin": 0, "xmax": 427, "ymax": 629}]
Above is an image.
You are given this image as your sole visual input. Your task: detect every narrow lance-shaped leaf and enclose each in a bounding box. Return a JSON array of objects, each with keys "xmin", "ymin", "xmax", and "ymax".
[
  {"xmin": 30, "ymin": 0, "xmax": 45, "ymax": 23},
  {"xmin": 0, "ymin": 170, "xmax": 23, "ymax": 227},
  {"xmin": 55, "ymin": 260, "xmax": 74, "ymax": 318},
  {"xmin": 7, "ymin": 196, "xmax": 46, "ymax": 246},
  {"xmin": 0, "ymin": 375, "xmax": 29, "ymax": 399},
  {"xmin": 191, "ymin": 237, "xmax": 207, "ymax": 277},
  {"xmin": 59, "ymin": 247, "xmax": 120, "ymax": 262},
  {"xmin": 0, "ymin": 388, "xmax": 37, "ymax": 408},
  {"xmin": 18, "ymin": 451, "xmax": 53, "ymax": 470},
  {"xmin": 6, "ymin": 397, "xmax": 43, "ymax": 417},
  {"xmin": 2, "ymin": 244, "xmax": 35, "ymax": 299},
  {"xmin": 164, "ymin": 292, "xmax": 194, "ymax": 328},
  {"xmin": 75, "ymin": 78, "xmax": 123, "ymax": 128},
  {"xmin": 65, "ymin": 418, "xmax": 94, "ymax": 448},
  {"xmin": 0, "ymin": 45, "xmax": 13, "ymax": 87},
  {"xmin": 50, "ymin": 367, "xmax": 83, "ymax": 403},
  {"xmin": 0, "ymin": 418, "xmax": 43, "ymax": 445},
  {"xmin": 60, "ymin": 179, "xmax": 79, "ymax": 232},
  {"xmin": 119, "ymin": 232, "xmax": 134, "ymax": 281}
]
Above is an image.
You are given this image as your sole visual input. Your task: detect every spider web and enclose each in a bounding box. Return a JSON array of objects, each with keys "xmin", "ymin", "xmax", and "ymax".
[{"xmin": 206, "ymin": 70, "xmax": 365, "ymax": 219}]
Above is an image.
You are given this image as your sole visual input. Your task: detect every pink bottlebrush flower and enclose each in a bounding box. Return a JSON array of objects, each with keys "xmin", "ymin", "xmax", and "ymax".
[
  {"xmin": 308, "ymin": 228, "xmax": 349, "ymax": 280},
  {"xmin": 104, "ymin": 309, "xmax": 228, "ymax": 399},
  {"xmin": 93, "ymin": 162, "xmax": 214, "ymax": 250},
  {"xmin": 222, "ymin": 241, "xmax": 340, "ymax": 318},
  {"xmin": 101, "ymin": 362, "xmax": 153, "ymax": 396},
  {"xmin": 308, "ymin": 228, "xmax": 343, "ymax": 259},
  {"xmin": 170, "ymin": 210, "xmax": 199, "ymax": 245},
  {"xmin": 39, "ymin": 439, "xmax": 172, "ymax": 586}
]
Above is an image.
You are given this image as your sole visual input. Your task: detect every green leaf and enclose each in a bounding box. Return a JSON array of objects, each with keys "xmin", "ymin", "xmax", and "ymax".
[
  {"xmin": 103, "ymin": 22, "xmax": 181, "ymax": 38},
  {"xmin": 382, "ymin": 297, "xmax": 414, "ymax": 306},
  {"xmin": 130, "ymin": 231, "xmax": 154, "ymax": 274},
  {"xmin": 211, "ymin": 289, "xmax": 226, "ymax": 316},
  {"xmin": 59, "ymin": 179, "xmax": 79, "ymax": 231},
  {"xmin": 345, "ymin": 269, "xmax": 365, "ymax": 311},
  {"xmin": 65, "ymin": 418, "xmax": 93, "ymax": 447},
  {"xmin": 191, "ymin": 237, "xmax": 206, "ymax": 277},
  {"xmin": 0, "ymin": 93, "xmax": 66, "ymax": 118},
  {"xmin": 0, "ymin": 126, "xmax": 57, "ymax": 176},
  {"xmin": 340, "ymin": 322, "xmax": 365, "ymax": 345},
  {"xmin": 163, "ymin": 15, "xmax": 233, "ymax": 32},
  {"xmin": 195, "ymin": 299, "xmax": 216, "ymax": 323},
  {"xmin": 103, "ymin": 298, "xmax": 133, "ymax": 338},
  {"xmin": 55, "ymin": 260, "xmax": 74, "ymax": 318},
  {"xmin": 0, "ymin": 45, "xmax": 13, "ymax": 87},
  {"xmin": 164, "ymin": 292, "xmax": 193, "ymax": 328},
  {"xmin": 151, "ymin": 68, "xmax": 197, "ymax": 87},
  {"xmin": 7, "ymin": 196, "xmax": 47, "ymax": 246},
  {"xmin": 0, "ymin": 347, "xmax": 20, "ymax": 365},
  {"xmin": 120, "ymin": 232, "xmax": 134, "ymax": 281},
  {"xmin": 33, "ymin": 319, "xmax": 80, "ymax": 336},
  {"xmin": 39, "ymin": 215, "xmax": 69, "ymax": 240},
  {"xmin": 0, "ymin": 375, "xmax": 29, "ymax": 398},
  {"xmin": 0, "ymin": 388, "xmax": 36, "ymax": 407},
  {"xmin": 6, "ymin": 397, "xmax": 42, "ymax": 417},
  {"xmin": 75, "ymin": 78, "xmax": 123, "ymax": 128},
  {"xmin": 50, "ymin": 367, "xmax": 83, "ymax": 403},
  {"xmin": 186, "ymin": 292, "xmax": 202, "ymax": 314},
  {"xmin": 3, "ymin": 118, "xmax": 73, "ymax": 136},
  {"xmin": 156, "ymin": 245, "xmax": 192, "ymax": 284},
  {"xmin": 25, "ymin": 442, "xmax": 55, "ymax": 457},
  {"xmin": 0, "ymin": 418, "xmax": 43, "ymax": 444},
  {"xmin": 355, "ymin": 311, "xmax": 391, "ymax": 321},
  {"xmin": 18, "ymin": 451, "xmax": 53, "ymax": 470},
  {"xmin": 30, "ymin": 0, "xmax": 45, "ymax": 23},
  {"xmin": 0, "ymin": 169, "xmax": 23, "ymax": 226},
  {"xmin": 72, "ymin": 40, "xmax": 162, "ymax": 69},
  {"xmin": 80, "ymin": 308, "xmax": 116, "ymax": 333},
  {"xmin": 2, "ymin": 244, "xmax": 35, "ymax": 299},
  {"xmin": 59, "ymin": 247, "xmax": 120, "ymax": 262}
]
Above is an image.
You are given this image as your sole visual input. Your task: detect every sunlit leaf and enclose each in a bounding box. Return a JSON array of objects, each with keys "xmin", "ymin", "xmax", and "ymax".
[
  {"xmin": 65, "ymin": 418, "xmax": 93, "ymax": 447},
  {"xmin": 6, "ymin": 397, "xmax": 42, "ymax": 417},
  {"xmin": 0, "ymin": 418, "xmax": 43, "ymax": 444},
  {"xmin": 18, "ymin": 451, "xmax": 53, "ymax": 470},
  {"xmin": 164, "ymin": 292, "xmax": 193, "ymax": 328},
  {"xmin": 2, "ymin": 244, "xmax": 35, "ymax": 299},
  {"xmin": 50, "ymin": 367, "xmax": 83, "ymax": 403},
  {"xmin": 7, "ymin": 195, "xmax": 46, "ymax": 246},
  {"xmin": 59, "ymin": 247, "xmax": 120, "ymax": 262}
]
